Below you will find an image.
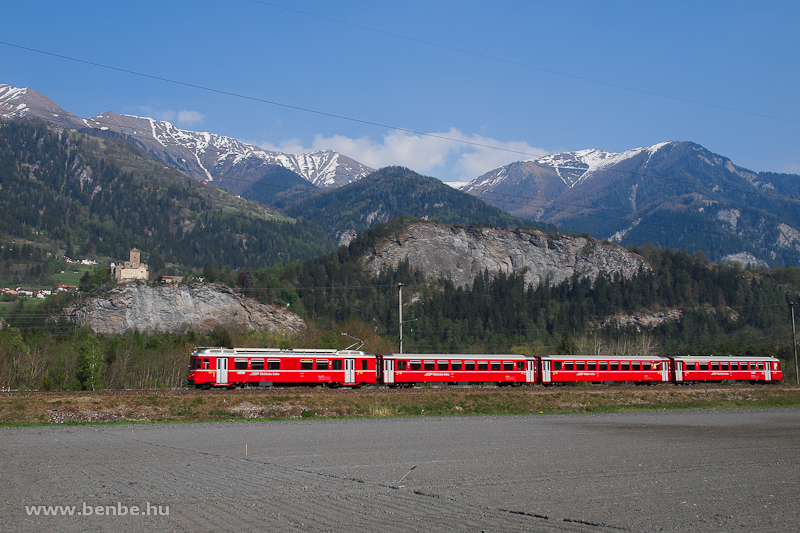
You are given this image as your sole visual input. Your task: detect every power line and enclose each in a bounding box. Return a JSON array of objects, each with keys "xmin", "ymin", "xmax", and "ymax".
[
  {"xmin": 3, "ymin": 39, "xmax": 799, "ymax": 209},
  {"xmin": 0, "ymin": 132, "xmax": 781, "ymax": 265},
  {"xmin": 250, "ymin": 1, "xmax": 800, "ymax": 126}
]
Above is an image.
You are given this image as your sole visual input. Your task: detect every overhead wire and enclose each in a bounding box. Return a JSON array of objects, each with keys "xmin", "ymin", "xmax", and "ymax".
[
  {"xmin": 0, "ymin": 118, "xmax": 781, "ymax": 247},
  {"xmin": 249, "ymin": 1, "xmax": 799, "ymax": 126},
  {"xmin": 1, "ymin": 40, "xmax": 799, "ymax": 205}
]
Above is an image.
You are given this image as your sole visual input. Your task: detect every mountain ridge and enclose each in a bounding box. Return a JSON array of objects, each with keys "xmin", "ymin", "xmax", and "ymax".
[
  {"xmin": 0, "ymin": 84, "xmax": 374, "ymax": 193},
  {"xmin": 462, "ymin": 140, "xmax": 800, "ymax": 266}
]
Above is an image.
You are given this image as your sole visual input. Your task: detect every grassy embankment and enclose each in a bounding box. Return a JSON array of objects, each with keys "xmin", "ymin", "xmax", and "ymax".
[{"xmin": 1, "ymin": 384, "xmax": 799, "ymax": 426}]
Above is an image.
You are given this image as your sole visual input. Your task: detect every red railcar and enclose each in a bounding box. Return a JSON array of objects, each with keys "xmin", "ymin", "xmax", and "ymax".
[
  {"xmin": 538, "ymin": 355, "xmax": 671, "ymax": 385},
  {"xmin": 670, "ymin": 356, "xmax": 782, "ymax": 384},
  {"xmin": 187, "ymin": 347, "xmax": 377, "ymax": 389},
  {"xmin": 378, "ymin": 354, "xmax": 534, "ymax": 387}
]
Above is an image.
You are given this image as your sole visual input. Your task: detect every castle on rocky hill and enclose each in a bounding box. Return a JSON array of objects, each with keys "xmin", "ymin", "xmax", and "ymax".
[{"xmin": 112, "ymin": 248, "xmax": 149, "ymax": 282}]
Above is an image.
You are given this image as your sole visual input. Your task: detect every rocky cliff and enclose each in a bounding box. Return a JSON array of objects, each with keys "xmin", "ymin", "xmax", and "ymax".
[
  {"xmin": 363, "ymin": 222, "xmax": 649, "ymax": 288},
  {"xmin": 73, "ymin": 283, "xmax": 306, "ymax": 336}
]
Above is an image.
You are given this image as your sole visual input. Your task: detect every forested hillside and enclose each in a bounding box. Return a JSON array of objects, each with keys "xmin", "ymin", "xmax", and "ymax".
[
  {"xmin": 0, "ymin": 119, "xmax": 336, "ymax": 286},
  {"xmin": 2, "ymin": 218, "xmax": 800, "ymax": 389},
  {"xmin": 265, "ymin": 166, "xmax": 558, "ymax": 241},
  {"xmin": 234, "ymin": 218, "xmax": 800, "ymax": 362}
]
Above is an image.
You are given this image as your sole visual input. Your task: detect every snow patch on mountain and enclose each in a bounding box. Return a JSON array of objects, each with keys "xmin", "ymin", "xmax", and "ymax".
[
  {"xmin": 80, "ymin": 112, "xmax": 374, "ymax": 187},
  {"xmin": 531, "ymin": 141, "xmax": 674, "ymax": 187},
  {"xmin": 463, "ymin": 141, "xmax": 676, "ymax": 192},
  {"xmin": 0, "ymin": 85, "xmax": 29, "ymax": 117}
]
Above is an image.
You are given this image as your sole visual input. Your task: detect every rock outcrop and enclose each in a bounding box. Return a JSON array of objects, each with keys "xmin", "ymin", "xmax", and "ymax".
[
  {"xmin": 73, "ymin": 283, "xmax": 306, "ymax": 336},
  {"xmin": 363, "ymin": 222, "xmax": 649, "ymax": 288}
]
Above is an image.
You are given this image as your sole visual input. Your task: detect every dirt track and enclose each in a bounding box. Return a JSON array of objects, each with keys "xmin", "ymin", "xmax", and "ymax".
[{"xmin": 2, "ymin": 408, "xmax": 799, "ymax": 532}]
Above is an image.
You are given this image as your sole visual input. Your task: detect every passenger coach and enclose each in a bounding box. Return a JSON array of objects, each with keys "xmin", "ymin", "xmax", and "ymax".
[
  {"xmin": 670, "ymin": 355, "xmax": 782, "ymax": 384},
  {"xmin": 378, "ymin": 353, "xmax": 534, "ymax": 387},
  {"xmin": 538, "ymin": 355, "xmax": 671, "ymax": 385},
  {"xmin": 188, "ymin": 347, "xmax": 377, "ymax": 389}
]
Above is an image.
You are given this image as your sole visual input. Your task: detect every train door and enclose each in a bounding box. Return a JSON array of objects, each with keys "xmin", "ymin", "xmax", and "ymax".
[
  {"xmin": 542, "ymin": 360, "xmax": 552, "ymax": 383},
  {"xmin": 674, "ymin": 360, "xmax": 683, "ymax": 382},
  {"xmin": 661, "ymin": 361, "xmax": 669, "ymax": 382},
  {"xmin": 526, "ymin": 359, "xmax": 536, "ymax": 383},
  {"xmin": 216, "ymin": 357, "xmax": 228, "ymax": 385},
  {"xmin": 384, "ymin": 359, "xmax": 395, "ymax": 384},
  {"xmin": 345, "ymin": 358, "xmax": 356, "ymax": 383},
  {"xmin": 765, "ymin": 361, "xmax": 772, "ymax": 381}
]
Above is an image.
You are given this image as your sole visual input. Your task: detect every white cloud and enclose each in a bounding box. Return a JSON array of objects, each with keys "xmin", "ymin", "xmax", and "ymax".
[
  {"xmin": 127, "ymin": 106, "xmax": 204, "ymax": 126},
  {"xmin": 260, "ymin": 128, "xmax": 546, "ymax": 182},
  {"xmin": 176, "ymin": 110, "xmax": 205, "ymax": 126},
  {"xmin": 257, "ymin": 138, "xmax": 308, "ymax": 154}
]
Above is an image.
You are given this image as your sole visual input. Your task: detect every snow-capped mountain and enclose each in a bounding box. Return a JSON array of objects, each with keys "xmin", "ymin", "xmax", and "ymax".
[
  {"xmin": 0, "ymin": 84, "xmax": 373, "ymax": 191},
  {"xmin": 81, "ymin": 111, "xmax": 373, "ymax": 191},
  {"xmin": 0, "ymin": 85, "xmax": 85, "ymax": 128},
  {"xmin": 464, "ymin": 142, "xmax": 675, "ymax": 194},
  {"xmin": 462, "ymin": 140, "xmax": 800, "ymax": 266}
]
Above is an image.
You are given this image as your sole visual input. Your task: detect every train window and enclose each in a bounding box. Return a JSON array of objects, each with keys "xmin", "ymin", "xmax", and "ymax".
[
  {"xmin": 491, "ymin": 361, "xmax": 501, "ymax": 371},
  {"xmin": 504, "ymin": 361, "xmax": 514, "ymax": 371},
  {"xmin": 757, "ymin": 363, "xmax": 765, "ymax": 371},
  {"xmin": 686, "ymin": 362, "xmax": 695, "ymax": 370},
  {"xmin": 234, "ymin": 359, "xmax": 248, "ymax": 370},
  {"xmin": 564, "ymin": 362, "xmax": 574, "ymax": 371},
  {"xmin": 316, "ymin": 359, "xmax": 329, "ymax": 370},
  {"xmin": 653, "ymin": 362, "xmax": 660, "ymax": 370},
  {"xmin": 720, "ymin": 362, "xmax": 729, "ymax": 370},
  {"xmin": 517, "ymin": 361, "xmax": 525, "ymax": 371},
  {"xmin": 203, "ymin": 358, "xmax": 210, "ymax": 369},
  {"xmin": 300, "ymin": 359, "xmax": 313, "ymax": 370},
  {"xmin": 438, "ymin": 361, "xmax": 449, "ymax": 371},
  {"xmin": 588, "ymin": 362, "xmax": 597, "ymax": 371},
  {"xmin": 396, "ymin": 360, "xmax": 407, "ymax": 371},
  {"xmin": 631, "ymin": 362, "xmax": 639, "ymax": 371},
  {"xmin": 642, "ymin": 363, "xmax": 651, "ymax": 371},
  {"xmin": 452, "ymin": 361, "xmax": 462, "ymax": 371},
  {"xmin": 478, "ymin": 361, "xmax": 489, "ymax": 371},
  {"xmin": 621, "ymin": 362, "xmax": 630, "ymax": 371},
  {"xmin": 332, "ymin": 360, "xmax": 343, "ymax": 370},
  {"xmin": 711, "ymin": 362, "xmax": 719, "ymax": 371},
  {"xmin": 553, "ymin": 362, "xmax": 562, "ymax": 371},
  {"xmin": 251, "ymin": 359, "xmax": 264, "ymax": 370},
  {"xmin": 699, "ymin": 363, "xmax": 709, "ymax": 371},
  {"xmin": 576, "ymin": 362, "xmax": 585, "ymax": 371},
  {"xmin": 610, "ymin": 362, "xmax": 619, "ymax": 371},
  {"xmin": 362, "ymin": 360, "xmax": 369, "ymax": 370},
  {"xmin": 410, "ymin": 361, "xmax": 422, "ymax": 371},
  {"xmin": 192, "ymin": 358, "xmax": 199, "ymax": 369},
  {"xmin": 268, "ymin": 359, "xmax": 280, "ymax": 370},
  {"xmin": 599, "ymin": 362, "xmax": 608, "ymax": 371},
  {"xmin": 424, "ymin": 361, "xmax": 435, "ymax": 370},
  {"xmin": 465, "ymin": 361, "xmax": 475, "ymax": 371}
]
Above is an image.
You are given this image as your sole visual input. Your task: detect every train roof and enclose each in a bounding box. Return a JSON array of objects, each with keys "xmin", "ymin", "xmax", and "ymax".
[
  {"xmin": 380, "ymin": 353, "xmax": 527, "ymax": 359},
  {"xmin": 670, "ymin": 355, "xmax": 780, "ymax": 361},
  {"xmin": 192, "ymin": 347, "xmax": 371, "ymax": 357},
  {"xmin": 539, "ymin": 355, "xmax": 669, "ymax": 360}
]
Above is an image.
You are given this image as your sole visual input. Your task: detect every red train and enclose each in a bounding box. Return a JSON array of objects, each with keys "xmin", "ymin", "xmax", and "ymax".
[
  {"xmin": 186, "ymin": 348, "xmax": 782, "ymax": 389},
  {"xmin": 187, "ymin": 348, "xmax": 377, "ymax": 389}
]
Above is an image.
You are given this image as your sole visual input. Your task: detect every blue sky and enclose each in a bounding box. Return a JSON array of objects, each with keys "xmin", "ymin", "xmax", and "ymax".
[{"xmin": 2, "ymin": 0, "xmax": 798, "ymax": 183}]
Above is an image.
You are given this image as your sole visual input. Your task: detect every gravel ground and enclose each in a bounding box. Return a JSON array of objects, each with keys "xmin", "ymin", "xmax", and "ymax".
[{"xmin": 2, "ymin": 408, "xmax": 798, "ymax": 532}]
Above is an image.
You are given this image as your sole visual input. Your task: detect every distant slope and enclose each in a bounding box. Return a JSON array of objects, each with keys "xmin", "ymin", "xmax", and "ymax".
[
  {"xmin": 464, "ymin": 141, "xmax": 800, "ymax": 265},
  {"xmin": 0, "ymin": 83, "xmax": 374, "ymax": 193},
  {"xmin": 0, "ymin": 118, "xmax": 335, "ymax": 274},
  {"xmin": 268, "ymin": 166, "xmax": 558, "ymax": 243}
]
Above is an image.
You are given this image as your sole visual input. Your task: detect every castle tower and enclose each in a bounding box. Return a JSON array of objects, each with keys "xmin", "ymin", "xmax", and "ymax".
[{"xmin": 129, "ymin": 248, "xmax": 141, "ymax": 268}]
